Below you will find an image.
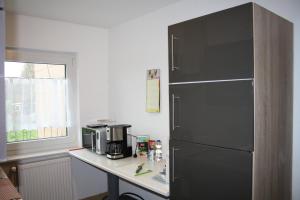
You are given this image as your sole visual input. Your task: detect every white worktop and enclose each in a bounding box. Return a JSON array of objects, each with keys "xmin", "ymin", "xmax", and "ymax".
[{"xmin": 69, "ymin": 149, "xmax": 170, "ymax": 197}]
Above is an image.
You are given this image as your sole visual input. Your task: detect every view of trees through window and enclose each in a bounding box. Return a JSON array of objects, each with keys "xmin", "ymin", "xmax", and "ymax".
[{"xmin": 5, "ymin": 62, "xmax": 68, "ymax": 143}]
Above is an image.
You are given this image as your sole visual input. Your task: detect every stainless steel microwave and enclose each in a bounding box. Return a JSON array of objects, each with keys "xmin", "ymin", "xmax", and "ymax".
[{"xmin": 82, "ymin": 126, "xmax": 107, "ymax": 155}]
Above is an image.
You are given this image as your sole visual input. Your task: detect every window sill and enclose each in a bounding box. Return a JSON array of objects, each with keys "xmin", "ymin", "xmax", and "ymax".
[{"xmin": 1, "ymin": 147, "xmax": 80, "ymax": 163}]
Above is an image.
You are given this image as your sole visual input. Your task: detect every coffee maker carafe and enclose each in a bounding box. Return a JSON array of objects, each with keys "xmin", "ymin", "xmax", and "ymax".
[{"xmin": 106, "ymin": 124, "xmax": 132, "ymax": 159}]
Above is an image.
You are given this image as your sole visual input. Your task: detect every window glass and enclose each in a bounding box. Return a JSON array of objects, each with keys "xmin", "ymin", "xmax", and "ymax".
[{"xmin": 5, "ymin": 62, "xmax": 68, "ymax": 143}]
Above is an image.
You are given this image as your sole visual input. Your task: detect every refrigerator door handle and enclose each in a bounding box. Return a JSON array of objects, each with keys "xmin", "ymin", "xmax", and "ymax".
[
  {"xmin": 171, "ymin": 34, "xmax": 179, "ymax": 71},
  {"xmin": 172, "ymin": 147, "xmax": 180, "ymax": 182},
  {"xmin": 172, "ymin": 94, "xmax": 180, "ymax": 131}
]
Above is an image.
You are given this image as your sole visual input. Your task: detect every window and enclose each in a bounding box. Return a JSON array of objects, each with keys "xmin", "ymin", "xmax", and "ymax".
[
  {"xmin": 5, "ymin": 62, "xmax": 67, "ymax": 143},
  {"xmin": 5, "ymin": 48, "xmax": 78, "ymax": 156}
]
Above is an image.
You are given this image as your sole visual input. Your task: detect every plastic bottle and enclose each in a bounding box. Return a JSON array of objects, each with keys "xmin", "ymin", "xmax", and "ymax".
[{"xmin": 155, "ymin": 140, "xmax": 163, "ymax": 162}]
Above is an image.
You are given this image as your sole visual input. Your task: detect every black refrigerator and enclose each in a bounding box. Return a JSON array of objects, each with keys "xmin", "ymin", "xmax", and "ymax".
[
  {"xmin": 169, "ymin": 2, "xmax": 293, "ymax": 200},
  {"xmin": 168, "ymin": 3, "xmax": 254, "ymax": 200}
]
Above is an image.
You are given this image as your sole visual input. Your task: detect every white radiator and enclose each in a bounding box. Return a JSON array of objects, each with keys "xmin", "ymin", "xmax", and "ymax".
[{"xmin": 18, "ymin": 157, "xmax": 73, "ymax": 200}]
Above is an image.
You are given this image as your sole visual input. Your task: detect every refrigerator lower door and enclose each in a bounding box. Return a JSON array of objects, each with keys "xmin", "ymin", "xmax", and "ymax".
[{"xmin": 170, "ymin": 140, "xmax": 252, "ymax": 200}]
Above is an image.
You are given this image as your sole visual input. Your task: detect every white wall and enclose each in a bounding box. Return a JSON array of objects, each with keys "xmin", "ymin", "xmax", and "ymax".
[
  {"xmin": 71, "ymin": 157, "xmax": 108, "ymax": 199},
  {"xmin": 108, "ymin": 0, "xmax": 300, "ymax": 199},
  {"xmin": 5, "ymin": 14, "xmax": 109, "ymax": 199}
]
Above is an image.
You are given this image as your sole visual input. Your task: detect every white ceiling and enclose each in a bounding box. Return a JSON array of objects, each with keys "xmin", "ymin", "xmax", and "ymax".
[{"xmin": 5, "ymin": 0, "xmax": 181, "ymax": 28}]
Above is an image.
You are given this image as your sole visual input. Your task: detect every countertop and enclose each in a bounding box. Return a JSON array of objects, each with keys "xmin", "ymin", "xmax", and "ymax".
[{"xmin": 69, "ymin": 149, "xmax": 169, "ymax": 197}]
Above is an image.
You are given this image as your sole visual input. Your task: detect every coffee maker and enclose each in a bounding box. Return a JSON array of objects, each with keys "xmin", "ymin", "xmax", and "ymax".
[{"xmin": 106, "ymin": 124, "xmax": 132, "ymax": 159}]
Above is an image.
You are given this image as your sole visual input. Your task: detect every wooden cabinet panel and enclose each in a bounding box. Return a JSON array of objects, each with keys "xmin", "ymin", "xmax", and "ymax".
[{"xmin": 252, "ymin": 4, "xmax": 293, "ymax": 200}]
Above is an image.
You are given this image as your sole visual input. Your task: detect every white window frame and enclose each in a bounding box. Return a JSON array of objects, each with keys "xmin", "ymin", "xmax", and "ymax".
[{"xmin": 5, "ymin": 47, "xmax": 79, "ymax": 156}]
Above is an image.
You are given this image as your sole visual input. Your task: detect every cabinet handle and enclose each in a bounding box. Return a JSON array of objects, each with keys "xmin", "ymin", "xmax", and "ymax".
[
  {"xmin": 172, "ymin": 94, "xmax": 180, "ymax": 131},
  {"xmin": 171, "ymin": 34, "xmax": 179, "ymax": 71},
  {"xmin": 172, "ymin": 147, "xmax": 180, "ymax": 182}
]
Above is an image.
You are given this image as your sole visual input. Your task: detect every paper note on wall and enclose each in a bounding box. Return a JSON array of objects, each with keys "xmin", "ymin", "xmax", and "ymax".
[{"xmin": 146, "ymin": 69, "xmax": 160, "ymax": 113}]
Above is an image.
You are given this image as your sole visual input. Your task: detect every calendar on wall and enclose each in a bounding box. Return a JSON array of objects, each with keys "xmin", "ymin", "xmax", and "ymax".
[{"xmin": 146, "ymin": 69, "xmax": 160, "ymax": 113}]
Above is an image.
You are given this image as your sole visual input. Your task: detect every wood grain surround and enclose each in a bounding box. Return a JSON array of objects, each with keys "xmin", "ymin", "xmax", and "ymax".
[{"xmin": 253, "ymin": 3, "xmax": 293, "ymax": 200}]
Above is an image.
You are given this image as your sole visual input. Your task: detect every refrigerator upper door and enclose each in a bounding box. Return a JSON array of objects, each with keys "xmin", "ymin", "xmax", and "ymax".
[
  {"xmin": 170, "ymin": 140, "xmax": 252, "ymax": 200},
  {"xmin": 169, "ymin": 80, "xmax": 253, "ymax": 151},
  {"xmin": 168, "ymin": 3, "xmax": 253, "ymax": 83}
]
